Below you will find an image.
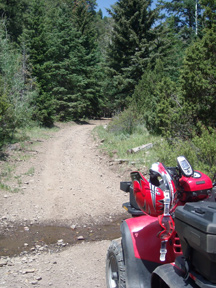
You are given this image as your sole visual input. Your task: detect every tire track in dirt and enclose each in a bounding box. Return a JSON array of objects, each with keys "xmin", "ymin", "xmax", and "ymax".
[
  {"xmin": 1, "ymin": 120, "xmax": 128, "ymax": 225},
  {"xmin": 0, "ymin": 120, "xmax": 129, "ymax": 288},
  {"xmin": 38, "ymin": 121, "xmax": 128, "ymax": 223}
]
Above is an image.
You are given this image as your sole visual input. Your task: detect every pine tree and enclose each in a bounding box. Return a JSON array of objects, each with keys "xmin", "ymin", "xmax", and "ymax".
[
  {"xmin": 71, "ymin": 0, "xmax": 103, "ymax": 118},
  {"xmin": 200, "ymin": 0, "xmax": 216, "ymax": 29},
  {"xmin": 45, "ymin": 4, "xmax": 86, "ymax": 120},
  {"xmin": 157, "ymin": 0, "xmax": 202, "ymax": 39},
  {"xmin": 0, "ymin": 0, "xmax": 29, "ymax": 42},
  {"xmin": 43, "ymin": 1, "xmax": 103, "ymax": 120},
  {"xmin": 0, "ymin": 20, "xmax": 33, "ymax": 147},
  {"xmin": 23, "ymin": 0, "xmax": 55, "ymax": 126},
  {"xmin": 131, "ymin": 60, "xmax": 165, "ymax": 132},
  {"xmin": 180, "ymin": 27, "xmax": 216, "ymax": 127},
  {"xmin": 148, "ymin": 21, "xmax": 185, "ymax": 82},
  {"xmin": 106, "ymin": 0, "xmax": 159, "ymax": 109},
  {"xmin": 95, "ymin": 10, "xmax": 114, "ymax": 58}
]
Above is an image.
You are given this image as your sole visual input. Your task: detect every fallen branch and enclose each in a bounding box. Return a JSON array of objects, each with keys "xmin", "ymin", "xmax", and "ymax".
[
  {"xmin": 114, "ymin": 159, "xmax": 130, "ymax": 164},
  {"xmin": 127, "ymin": 143, "xmax": 153, "ymax": 154},
  {"xmin": 112, "ymin": 159, "xmax": 144, "ymax": 165}
]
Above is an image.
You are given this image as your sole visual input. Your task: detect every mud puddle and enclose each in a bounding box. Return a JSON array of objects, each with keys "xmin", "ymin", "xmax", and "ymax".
[{"xmin": 0, "ymin": 214, "xmax": 127, "ymax": 257}]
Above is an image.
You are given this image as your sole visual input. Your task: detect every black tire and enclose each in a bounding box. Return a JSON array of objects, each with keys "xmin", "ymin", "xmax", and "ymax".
[{"xmin": 106, "ymin": 238, "xmax": 126, "ymax": 288}]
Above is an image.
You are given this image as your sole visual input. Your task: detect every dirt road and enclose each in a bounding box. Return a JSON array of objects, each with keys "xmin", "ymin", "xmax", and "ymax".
[{"xmin": 0, "ymin": 120, "xmax": 129, "ymax": 287}]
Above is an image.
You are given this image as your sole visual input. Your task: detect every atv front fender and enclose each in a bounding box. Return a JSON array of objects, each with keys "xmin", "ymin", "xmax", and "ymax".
[
  {"xmin": 121, "ymin": 220, "xmax": 160, "ymax": 288},
  {"xmin": 120, "ymin": 215, "xmax": 180, "ymax": 288}
]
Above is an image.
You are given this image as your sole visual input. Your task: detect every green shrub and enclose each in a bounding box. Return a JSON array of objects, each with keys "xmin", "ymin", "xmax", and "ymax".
[
  {"xmin": 156, "ymin": 126, "xmax": 216, "ymax": 180},
  {"xmin": 192, "ymin": 126, "xmax": 216, "ymax": 180},
  {"xmin": 154, "ymin": 138, "xmax": 197, "ymax": 167},
  {"xmin": 107, "ymin": 108, "xmax": 139, "ymax": 135}
]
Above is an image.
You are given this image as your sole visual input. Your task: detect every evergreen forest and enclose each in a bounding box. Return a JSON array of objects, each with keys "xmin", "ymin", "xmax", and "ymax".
[{"xmin": 0, "ymin": 0, "xmax": 216, "ymax": 171}]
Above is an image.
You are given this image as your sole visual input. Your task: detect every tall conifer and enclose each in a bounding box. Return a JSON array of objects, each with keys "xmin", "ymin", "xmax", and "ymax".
[
  {"xmin": 106, "ymin": 0, "xmax": 158, "ymax": 109},
  {"xmin": 23, "ymin": 0, "xmax": 55, "ymax": 126},
  {"xmin": 180, "ymin": 27, "xmax": 216, "ymax": 127},
  {"xmin": 0, "ymin": 0, "xmax": 28, "ymax": 42},
  {"xmin": 44, "ymin": 1, "xmax": 103, "ymax": 120}
]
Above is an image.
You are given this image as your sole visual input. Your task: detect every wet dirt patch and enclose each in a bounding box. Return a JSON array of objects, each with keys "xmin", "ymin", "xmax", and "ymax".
[{"xmin": 0, "ymin": 214, "xmax": 127, "ymax": 257}]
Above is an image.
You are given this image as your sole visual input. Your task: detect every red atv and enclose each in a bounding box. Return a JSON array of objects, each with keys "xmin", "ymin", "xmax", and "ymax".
[{"xmin": 106, "ymin": 156, "xmax": 216, "ymax": 288}]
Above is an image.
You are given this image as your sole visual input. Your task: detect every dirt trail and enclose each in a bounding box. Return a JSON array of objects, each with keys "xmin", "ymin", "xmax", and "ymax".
[{"xmin": 0, "ymin": 120, "xmax": 129, "ymax": 287}]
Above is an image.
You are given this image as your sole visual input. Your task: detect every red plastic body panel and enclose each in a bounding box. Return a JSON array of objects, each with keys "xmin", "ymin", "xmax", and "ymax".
[
  {"xmin": 179, "ymin": 171, "xmax": 212, "ymax": 192},
  {"xmin": 125, "ymin": 215, "xmax": 182, "ymax": 264}
]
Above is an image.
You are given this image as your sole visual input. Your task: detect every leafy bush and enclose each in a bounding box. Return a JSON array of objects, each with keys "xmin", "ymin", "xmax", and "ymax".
[
  {"xmin": 192, "ymin": 126, "xmax": 216, "ymax": 180},
  {"xmin": 107, "ymin": 108, "xmax": 139, "ymax": 135},
  {"xmin": 156, "ymin": 126, "xmax": 216, "ymax": 180},
  {"xmin": 154, "ymin": 138, "xmax": 197, "ymax": 167}
]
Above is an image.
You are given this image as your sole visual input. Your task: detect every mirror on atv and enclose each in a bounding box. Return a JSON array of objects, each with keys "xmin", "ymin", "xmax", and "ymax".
[{"xmin": 177, "ymin": 156, "xmax": 193, "ymax": 177}]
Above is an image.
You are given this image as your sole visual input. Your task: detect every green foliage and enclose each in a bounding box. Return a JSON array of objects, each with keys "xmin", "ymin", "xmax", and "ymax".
[
  {"xmin": 43, "ymin": 1, "xmax": 103, "ymax": 121},
  {"xmin": 0, "ymin": 20, "xmax": 34, "ymax": 148},
  {"xmin": 0, "ymin": 0, "xmax": 109, "ymax": 131},
  {"xmin": 0, "ymin": 0, "xmax": 29, "ymax": 42},
  {"xmin": 0, "ymin": 89, "xmax": 13, "ymax": 147},
  {"xmin": 150, "ymin": 23, "xmax": 184, "ymax": 82},
  {"xmin": 106, "ymin": 0, "xmax": 159, "ymax": 109},
  {"xmin": 131, "ymin": 62, "xmax": 190, "ymax": 137},
  {"xmin": 200, "ymin": 0, "xmax": 216, "ymax": 29},
  {"xmin": 180, "ymin": 27, "xmax": 216, "ymax": 127},
  {"xmin": 158, "ymin": 0, "xmax": 201, "ymax": 39},
  {"xmin": 95, "ymin": 12, "xmax": 114, "ymax": 58},
  {"xmin": 155, "ymin": 77, "xmax": 180, "ymax": 134},
  {"xmin": 131, "ymin": 60, "xmax": 165, "ymax": 132},
  {"xmin": 131, "ymin": 8, "xmax": 216, "ymax": 138},
  {"xmin": 94, "ymin": 121, "xmax": 161, "ymax": 169},
  {"xmin": 155, "ymin": 126, "xmax": 216, "ymax": 180},
  {"xmin": 192, "ymin": 126, "xmax": 216, "ymax": 179},
  {"xmin": 23, "ymin": 0, "xmax": 55, "ymax": 126},
  {"xmin": 0, "ymin": 0, "xmax": 216, "ymax": 156},
  {"xmin": 107, "ymin": 108, "xmax": 140, "ymax": 135},
  {"xmin": 154, "ymin": 138, "xmax": 197, "ymax": 167}
]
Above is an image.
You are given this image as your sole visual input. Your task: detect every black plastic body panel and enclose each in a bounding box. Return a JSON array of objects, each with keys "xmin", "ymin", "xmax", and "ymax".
[
  {"xmin": 120, "ymin": 181, "xmax": 144, "ymax": 216},
  {"xmin": 152, "ymin": 264, "xmax": 200, "ymax": 288},
  {"xmin": 175, "ymin": 202, "xmax": 216, "ymax": 283},
  {"xmin": 122, "ymin": 202, "xmax": 144, "ymax": 216},
  {"xmin": 120, "ymin": 181, "xmax": 132, "ymax": 192}
]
